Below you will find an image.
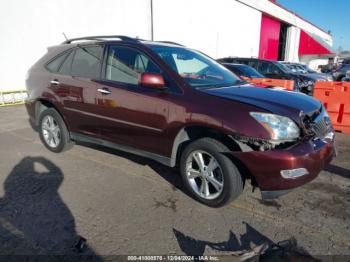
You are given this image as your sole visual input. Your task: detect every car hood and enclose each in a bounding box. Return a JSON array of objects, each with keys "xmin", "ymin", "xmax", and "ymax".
[
  {"xmin": 201, "ymin": 84, "xmax": 322, "ymax": 123},
  {"xmin": 304, "ymin": 73, "xmax": 329, "ymax": 81}
]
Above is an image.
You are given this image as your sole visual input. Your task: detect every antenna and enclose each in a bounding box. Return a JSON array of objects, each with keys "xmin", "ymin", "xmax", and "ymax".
[{"xmin": 62, "ymin": 32, "xmax": 68, "ymax": 41}]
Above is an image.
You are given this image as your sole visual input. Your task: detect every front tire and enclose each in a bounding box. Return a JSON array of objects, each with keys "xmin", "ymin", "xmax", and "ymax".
[
  {"xmin": 38, "ymin": 108, "xmax": 73, "ymax": 153},
  {"xmin": 180, "ymin": 137, "xmax": 243, "ymax": 207}
]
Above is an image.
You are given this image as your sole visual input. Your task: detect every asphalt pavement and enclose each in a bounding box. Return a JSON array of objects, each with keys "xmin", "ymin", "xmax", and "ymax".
[{"xmin": 0, "ymin": 105, "xmax": 349, "ymax": 259}]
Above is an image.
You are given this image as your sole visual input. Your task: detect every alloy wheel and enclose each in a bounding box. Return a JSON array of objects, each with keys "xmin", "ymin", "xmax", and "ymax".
[
  {"xmin": 185, "ymin": 150, "xmax": 224, "ymax": 200},
  {"xmin": 41, "ymin": 115, "xmax": 61, "ymax": 148}
]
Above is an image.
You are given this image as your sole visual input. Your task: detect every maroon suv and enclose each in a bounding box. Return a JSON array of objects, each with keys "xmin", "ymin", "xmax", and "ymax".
[{"xmin": 25, "ymin": 35, "xmax": 336, "ymax": 207}]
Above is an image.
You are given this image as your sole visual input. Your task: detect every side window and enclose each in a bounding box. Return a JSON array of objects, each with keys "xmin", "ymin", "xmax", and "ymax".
[
  {"xmin": 105, "ymin": 46, "xmax": 163, "ymax": 85},
  {"xmin": 259, "ymin": 62, "xmax": 280, "ymax": 75},
  {"xmin": 46, "ymin": 52, "xmax": 69, "ymax": 73},
  {"xmin": 58, "ymin": 50, "xmax": 74, "ymax": 75},
  {"xmin": 248, "ymin": 61, "xmax": 258, "ymax": 69},
  {"xmin": 71, "ymin": 45, "xmax": 103, "ymax": 79}
]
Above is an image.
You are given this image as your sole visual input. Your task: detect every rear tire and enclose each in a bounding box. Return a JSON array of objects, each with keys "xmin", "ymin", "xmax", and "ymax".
[
  {"xmin": 180, "ymin": 137, "xmax": 243, "ymax": 207},
  {"xmin": 38, "ymin": 108, "xmax": 73, "ymax": 153}
]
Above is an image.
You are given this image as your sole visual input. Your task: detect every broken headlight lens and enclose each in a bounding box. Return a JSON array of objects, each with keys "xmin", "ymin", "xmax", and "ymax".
[{"xmin": 250, "ymin": 112, "xmax": 300, "ymax": 141}]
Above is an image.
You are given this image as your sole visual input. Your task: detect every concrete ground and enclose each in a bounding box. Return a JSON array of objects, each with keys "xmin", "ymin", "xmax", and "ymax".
[{"xmin": 0, "ymin": 105, "xmax": 349, "ymax": 259}]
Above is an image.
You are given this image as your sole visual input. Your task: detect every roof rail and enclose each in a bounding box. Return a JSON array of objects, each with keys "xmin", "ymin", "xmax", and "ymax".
[
  {"xmin": 62, "ymin": 35, "xmax": 139, "ymax": 44},
  {"xmin": 157, "ymin": 41, "xmax": 184, "ymax": 47}
]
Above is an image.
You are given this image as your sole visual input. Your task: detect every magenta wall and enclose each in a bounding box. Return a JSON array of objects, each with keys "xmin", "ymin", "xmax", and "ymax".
[{"xmin": 259, "ymin": 15, "xmax": 281, "ymax": 60}]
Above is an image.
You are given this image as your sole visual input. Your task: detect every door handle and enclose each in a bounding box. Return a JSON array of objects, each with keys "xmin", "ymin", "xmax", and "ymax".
[
  {"xmin": 50, "ymin": 80, "xmax": 60, "ymax": 86},
  {"xmin": 97, "ymin": 87, "xmax": 111, "ymax": 95}
]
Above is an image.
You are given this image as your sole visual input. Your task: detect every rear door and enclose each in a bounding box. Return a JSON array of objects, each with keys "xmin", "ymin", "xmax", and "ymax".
[{"xmin": 57, "ymin": 45, "xmax": 103, "ymax": 136}]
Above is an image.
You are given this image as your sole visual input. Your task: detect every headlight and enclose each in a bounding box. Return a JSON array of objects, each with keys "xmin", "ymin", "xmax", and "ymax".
[{"xmin": 250, "ymin": 112, "xmax": 300, "ymax": 141}]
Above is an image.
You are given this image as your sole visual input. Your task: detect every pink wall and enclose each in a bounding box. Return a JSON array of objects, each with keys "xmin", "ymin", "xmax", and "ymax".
[{"xmin": 259, "ymin": 15, "xmax": 281, "ymax": 60}]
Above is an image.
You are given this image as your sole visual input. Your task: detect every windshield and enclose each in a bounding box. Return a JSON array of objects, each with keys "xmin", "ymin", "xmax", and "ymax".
[
  {"xmin": 150, "ymin": 46, "xmax": 241, "ymax": 88},
  {"xmin": 300, "ymin": 64, "xmax": 317, "ymax": 74},
  {"xmin": 277, "ymin": 63, "xmax": 294, "ymax": 73}
]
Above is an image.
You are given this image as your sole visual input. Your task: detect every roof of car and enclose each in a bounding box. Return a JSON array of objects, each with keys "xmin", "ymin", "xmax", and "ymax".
[
  {"xmin": 223, "ymin": 63, "xmax": 249, "ymax": 67},
  {"xmin": 220, "ymin": 57, "xmax": 279, "ymax": 63},
  {"xmin": 60, "ymin": 35, "xmax": 184, "ymax": 48}
]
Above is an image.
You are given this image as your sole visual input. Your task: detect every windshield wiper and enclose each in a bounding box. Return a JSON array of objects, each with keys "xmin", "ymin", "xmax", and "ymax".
[{"xmin": 197, "ymin": 81, "xmax": 248, "ymax": 90}]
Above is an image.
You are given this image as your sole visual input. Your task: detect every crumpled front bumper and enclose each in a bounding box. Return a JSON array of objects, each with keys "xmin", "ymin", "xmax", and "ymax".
[{"xmin": 231, "ymin": 134, "xmax": 336, "ymax": 199}]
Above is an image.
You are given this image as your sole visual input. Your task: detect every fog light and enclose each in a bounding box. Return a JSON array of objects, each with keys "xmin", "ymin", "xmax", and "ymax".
[{"xmin": 280, "ymin": 168, "xmax": 309, "ymax": 179}]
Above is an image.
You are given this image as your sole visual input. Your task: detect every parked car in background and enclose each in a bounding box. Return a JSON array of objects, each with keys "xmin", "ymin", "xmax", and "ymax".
[
  {"xmin": 282, "ymin": 62, "xmax": 333, "ymax": 82},
  {"xmin": 217, "ymin": 57, "xmax": 315, "ymax": 95},
  {"xmin": 221, "ymin": 63, "xmax": 265, "ymax": 79},
  {"xmin": 25, "ymin": 36, "xmax": 336, "ymax": 207},
  {"xmin": 333, "ymin": 64, "xmax": 350, "ymax": 81},
  {"xmin": 342, "ymin": 70, "xmax": 350, "ymax": 82}
]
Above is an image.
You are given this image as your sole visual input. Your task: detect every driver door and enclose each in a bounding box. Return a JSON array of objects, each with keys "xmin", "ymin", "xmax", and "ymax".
[{"xmin": 94, "ymin": 45, "xmax": 174, "ymax": 156}]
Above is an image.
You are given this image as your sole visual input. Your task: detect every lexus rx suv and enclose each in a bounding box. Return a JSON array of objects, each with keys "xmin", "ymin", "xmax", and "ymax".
[
  {"xmin": 26, "ymin": 36, "xmax": 336, "ymax": 207},
  {"xmin": 217, "ymin": 57, "xmax": 316, "ymax": 95}
]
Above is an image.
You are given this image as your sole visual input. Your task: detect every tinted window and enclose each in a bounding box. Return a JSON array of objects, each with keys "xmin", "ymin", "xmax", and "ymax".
[
  {"xmin": 259, "ymin": 62, "xmax": 281, "ymax": 74},
  {"xmin": 106, "ymin": 46, "xmax": 162, "ymax": 85},
  {"xmin": 247, "ymin": 61, "xmax": 258, "ymax": 69},
  {"xmin": 236, "ymin": 65, "xmax": 264, "ymax": 78},
  {"xmin": 59, "ymin": 50, "xmax": 74, "ymax": 75},
  {"xmin": 71, "ymin": 46, "xmax": 102, "ymax": 78},
  {"xmin": 46, "ymin": 52, "xmax": 69, "ymax": 72}
]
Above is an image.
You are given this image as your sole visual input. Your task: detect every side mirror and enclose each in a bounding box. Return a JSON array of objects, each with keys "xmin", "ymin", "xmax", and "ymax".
[{"xmin": 140, "ymin": 73, "xmax": 166, "ymax": 90}]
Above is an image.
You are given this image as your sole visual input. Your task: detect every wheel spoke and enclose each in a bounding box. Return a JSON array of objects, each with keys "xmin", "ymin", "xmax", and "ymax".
[
  {"xmin": 199, "ymin": 178, "xmax": 210, "ymax": 197},
  {"xmin": 193, "ymin": 152, "xmax": 205, "ymax": 171},
  {"xmin": 52, "ymin": 131, "xmax": 59, "ymax": 146},
  {"xmin": 207, "ymin": 157, "xmax": 218, "ymax": 173},
  {"xmin": 48, "ymin": 133, "xmax": 55, "ymax": 147},
  {"xmin": 51, "ymin": 126, "xmax": 60, "ymax": 136},
  {"xmin": 48, "ymin": 116, "xmax": 54, "ymax": 128},
  {"xmin": 188, "ymin": 168, "xmax": 201, "ymax": 179},
  {"xmin": 207, "ymin": 175, "xmax": 223, "ymax": 192},
  {"xmin": 42, "ymin": 122, "xmax": 50, "ymax": 131}
]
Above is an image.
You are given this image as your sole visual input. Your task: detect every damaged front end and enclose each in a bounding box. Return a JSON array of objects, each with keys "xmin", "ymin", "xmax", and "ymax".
[{"xmin": 227, "ymin": 106, "xmax": 336, "ymax": 199}]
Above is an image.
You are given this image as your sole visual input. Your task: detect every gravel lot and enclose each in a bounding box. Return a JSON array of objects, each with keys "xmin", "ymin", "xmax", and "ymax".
[{"xmin": 0, "ymin": 105, "xmax": 349, "ymax": 259}]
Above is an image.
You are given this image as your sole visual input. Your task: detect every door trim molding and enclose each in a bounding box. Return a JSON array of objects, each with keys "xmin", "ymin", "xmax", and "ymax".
[
  {"xmin": 70, "ymin": 132, "xmax": 172, "ymax": 167},
  {"xmin": 65, "ymin": 107, "xmax": 163, "ymax": 132}
]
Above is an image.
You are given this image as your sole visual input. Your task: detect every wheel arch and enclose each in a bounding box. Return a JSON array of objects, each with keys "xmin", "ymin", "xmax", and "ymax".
[
  {"xmin": 34, "ymin": 99, "xmax": 66, "ymax": 127},
  {"xmin": 170, "ymin": 125, "xmax": 241, "ymax": 167},
  {"xmin": 171, "ymin": 126, "xmax": 258, "ymax": 190}
]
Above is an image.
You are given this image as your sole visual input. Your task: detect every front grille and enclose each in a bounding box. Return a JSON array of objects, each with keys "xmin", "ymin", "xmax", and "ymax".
[
  {"xmin": 311, "ymin": 115, "xmax": 329, "ymax": 138},
  {"xmin": 302, "ymin": 107, "xmax": 331, "ymax": 139}
]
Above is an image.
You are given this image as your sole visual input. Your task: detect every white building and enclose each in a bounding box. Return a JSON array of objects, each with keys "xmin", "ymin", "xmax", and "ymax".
[{"xmin": 0, "ymin": 0, "xmax": 333, "ymax": 91}]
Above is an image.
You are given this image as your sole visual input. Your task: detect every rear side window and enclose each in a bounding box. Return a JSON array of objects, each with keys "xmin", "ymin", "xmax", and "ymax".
[
  {"xmin": 46, "ymin": 52, "xmax": 70, "ymax": 72},
  {"xmin": 259, "ymin": 62, "xmax": 280, "ymax": 74},
  {"xmin": 71, "ymin": 46, "xmax": 103, "ymax": 79},
  {"xmin": 247, "ymin": 60, "xmax": 258, "ymax": 69},
  {"xmin": 59, "ymin": 50, "xmax": 74, "ymax": 75}
]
